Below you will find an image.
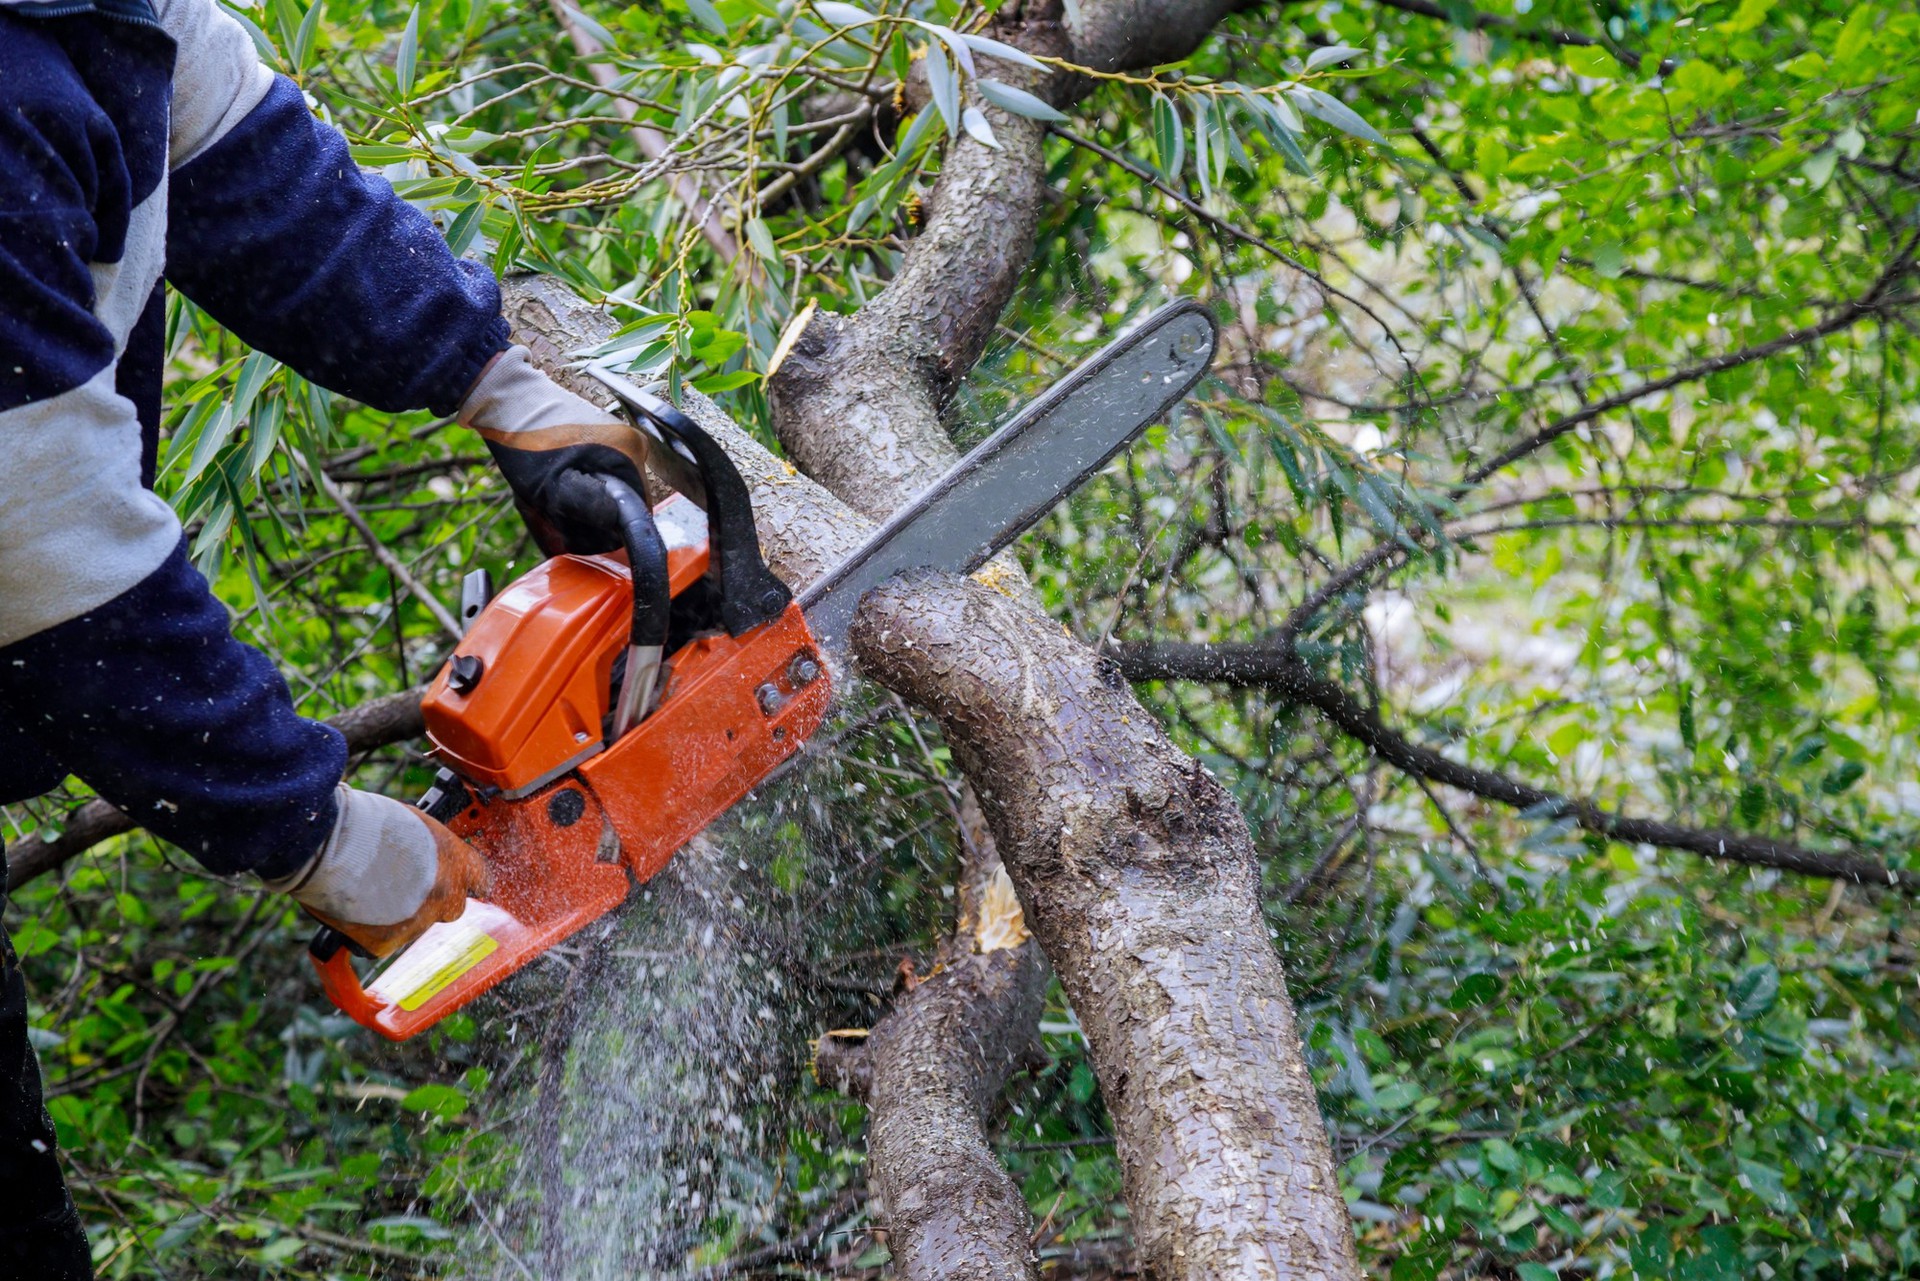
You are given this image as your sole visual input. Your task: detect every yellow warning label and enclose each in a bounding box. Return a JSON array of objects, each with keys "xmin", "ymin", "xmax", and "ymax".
[
  {"xmin": 395, "ymin": 933, "xmax": 498, "ymax": 1011},
  {"xmin": 368, "ymin": 902, "xmax": 519, "ymax": 1016}
]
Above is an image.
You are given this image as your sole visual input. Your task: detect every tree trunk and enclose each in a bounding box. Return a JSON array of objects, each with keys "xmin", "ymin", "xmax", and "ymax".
[{"xmin": 855, "ymin": 572, "xmax": 1359, "ymax": 1279}]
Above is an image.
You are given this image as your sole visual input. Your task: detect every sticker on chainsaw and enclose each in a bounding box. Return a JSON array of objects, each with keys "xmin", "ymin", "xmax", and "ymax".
[{"xmin": 367, "ymin": 901, "xmax": 516, "ymax": 1012}]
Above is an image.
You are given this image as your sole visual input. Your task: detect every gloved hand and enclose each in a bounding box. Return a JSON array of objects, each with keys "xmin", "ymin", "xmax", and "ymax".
[
  {"xmin": 459, "ymin": 345, "xmax": 651, "ymax": 557},
  {"xmin": 266, "ymin": 785, "xmax": 490, "ymax": 958}
]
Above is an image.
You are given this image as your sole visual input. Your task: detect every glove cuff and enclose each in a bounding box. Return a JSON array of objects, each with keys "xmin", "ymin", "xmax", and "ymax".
[
  {"xmin": 457, "ymin": 345, "xmax": 623, "ymax": 434},
  {"xmin": 264, "ymin": 786, "xmax": 437, "ymax": 927}
]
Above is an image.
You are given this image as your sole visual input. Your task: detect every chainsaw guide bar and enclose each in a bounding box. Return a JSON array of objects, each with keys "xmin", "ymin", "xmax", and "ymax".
[{"xmin": 310, "ymin": 300, "xmax": 1218, "ymax": 1040}]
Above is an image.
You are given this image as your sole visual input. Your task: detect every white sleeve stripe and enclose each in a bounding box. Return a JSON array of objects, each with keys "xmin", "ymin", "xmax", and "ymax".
[{"xmin": 156, "ymin": 0, "xmax": 277, "ymax": 169}]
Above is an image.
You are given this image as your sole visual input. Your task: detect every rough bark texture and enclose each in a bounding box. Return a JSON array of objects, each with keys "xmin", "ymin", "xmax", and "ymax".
[
  {"xmin": 763, "ymin": 0, "xmax": 1358, "ymax": 1273},
  {"xmin": 855, "ymin": 572, "xmax": 1361, "ymax": 1281},
  {"xmin": 843, "ymin": 782, "xmax": 1049, "ymax": 1281},
  {"xmin": 863, "ymin": 935, "xmax": 1047, "ymax": 1279}
]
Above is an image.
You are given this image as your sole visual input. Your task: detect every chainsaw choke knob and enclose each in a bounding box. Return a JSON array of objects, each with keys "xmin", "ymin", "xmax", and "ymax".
[{"xmin": 448, "ymin": 654, "xmax": 485, "ymax": 695}]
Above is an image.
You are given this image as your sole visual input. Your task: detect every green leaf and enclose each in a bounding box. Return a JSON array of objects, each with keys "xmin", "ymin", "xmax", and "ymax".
[
  {"xmin": 557, "ymin": 3, "xmax": 618, "ymax": 46},
  {"xmin": 1517, "ymin": 1265, "xmax": 1559, "ymax": 1281},
  {"xmin": 1483, "ymin": 1138, "xmax": 1522, "ymax": 1172},
  {"xmin": 1820, "ymin": 759, "xmax": 1865, "ymax": 794},
  {"xmin": 292, "ymin": 0, "xmax": 323, "ymax": 73},
  {"xmin": 916, "ymin": 22, "xmax": 977, "ymax": 79},
  {"xmin": 960, "ymin": 106, "xmax": 1000, "ymax": 150},
  {"xmin": 400, "ymin": 1083, "xmax": 469, "ymax": 1120},
  {"xmin": 1803, "ymin": 148, "xmax": 1838, "ymax": 190},
  {"xmin": 1718, "ymin": 0, "xmax": 1775, "ymax": 34},
  {"xmin": 1730, "ymin": 962, "xmax": 1780, "ymax": 1020},
  {"xmin": 1245, "ymin": 96, "xmax": 1314, "ymax": 176},
  {"xmin": 1305, "ymin": 44, "xmax": 1365, "ymax": 71},
  {"xmin": 745, "ymin": 217, "xmax": 780, "ymax": 262},
  {"xmin": 1190, "ymin": 95, "xmax": 1214, "ymax": 196},
  {"xmin": 1288, "ymin": 86, "xmax": 1385, "ymax": 144},
  {"xmin": 394, "ymin": 5, "xmax": 420, "ymax": 96},
  {"xmin": 1562, "ymin": 45, "xmax": 1622, "ymax": 79},
  {"xmin": 957, "ymin": 31, "xmax": 1046, "ymax": 72},
  {"xmin": 1737, "ymin": 1157, "xmax": 1792, "ymax": 1211},
  {"xmin": 691, "ymin": 370, "xmax": 759, "ymax": 393},
  {"xmin": 686, "ymin": 0, "xmax": 728, "ymax": 35},
  {"xmin": 975, "ymin": 79, "xmax": 1066, "ymax": 123},
  {"xmin": 924, "ymin": 43, "xmax": 959, "ymax": 137},
  {"xmin": 1151, "ymin": 92, "xmax": 1184, "ymax": 181},
  {"xmin": 1447, "ymin": 972, "xmax": 1501, "ymax": 1009},
  {"xmin": 1833, "ymin": 3, "xmax": 1874, "ymax": 70},
  {"xmin": 813, "ymin": 0, "xmax": 880, "ymax": 26},
  {"xmin": 350, "ymin": 142, "xmax": 417, "ymax": 165}
]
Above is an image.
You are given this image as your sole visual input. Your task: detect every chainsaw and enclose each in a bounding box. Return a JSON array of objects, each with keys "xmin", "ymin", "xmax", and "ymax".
[{"xmin": 310, "ymin": 299, "xmax": 1218, "ymax": 1040}]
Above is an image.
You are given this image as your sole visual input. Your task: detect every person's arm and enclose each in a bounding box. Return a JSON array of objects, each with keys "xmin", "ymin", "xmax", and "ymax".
[
  {"xmin": 0, "ymin": 21, "xmax": 484, "ymax": 955},
  {"xmin": 157, "ymin": 0, "xmax": 505, "ymax": 412},
  {"xmin": 158, "ymin": 0, "xmax": 657, "ymax": 552}
]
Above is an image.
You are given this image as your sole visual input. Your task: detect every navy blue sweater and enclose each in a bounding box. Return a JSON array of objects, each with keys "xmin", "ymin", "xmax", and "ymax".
[{"xmin": 0, "ymin": 0, "xmax": 510, "ymax": 877}]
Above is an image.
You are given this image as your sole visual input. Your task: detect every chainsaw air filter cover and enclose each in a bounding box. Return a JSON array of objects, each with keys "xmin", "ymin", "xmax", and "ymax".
[{"xmin": 421, "ymin": 497, "xmax": 712, "ymax": 797}]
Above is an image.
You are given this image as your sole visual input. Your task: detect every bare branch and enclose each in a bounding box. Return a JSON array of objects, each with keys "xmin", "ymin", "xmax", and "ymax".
[{"xmin": 1109, "ymin": 640, "xmax": 1920, "ymax": 893}]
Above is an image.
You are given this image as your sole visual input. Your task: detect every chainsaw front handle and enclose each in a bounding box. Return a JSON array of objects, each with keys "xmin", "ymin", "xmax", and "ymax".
[
  {"xmin": 309, "ymin": 926, "xmax": 389, "ymax": 1029},
  {"xmin": 585, "ymin": 369, "xmax": 793, "ymax": 636}
]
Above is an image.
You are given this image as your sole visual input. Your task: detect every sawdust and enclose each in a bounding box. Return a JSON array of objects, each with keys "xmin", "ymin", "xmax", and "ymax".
[{"xmin": 974, "ymin": 866, "xmax": 1030, "ymax": 953}]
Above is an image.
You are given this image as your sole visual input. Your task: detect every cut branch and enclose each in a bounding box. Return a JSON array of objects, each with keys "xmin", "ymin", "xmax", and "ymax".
[{"xmin": 1110, "ymin": 640, "xmax": 1920, "ymax": 893}]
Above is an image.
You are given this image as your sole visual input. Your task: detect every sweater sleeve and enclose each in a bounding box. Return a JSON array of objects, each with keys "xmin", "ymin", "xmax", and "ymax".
[
  {"xmin": 0, "ymin": 541, "xmax": 346, "ymax": 879},
  {"xmin": 160, "ymin": 0, "xmax": 508, "ymax": 416}
]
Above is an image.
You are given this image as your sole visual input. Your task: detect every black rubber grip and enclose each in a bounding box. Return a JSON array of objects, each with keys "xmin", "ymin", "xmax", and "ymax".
[
  {"xmin": 599, "ymin": 475, "xmax": 672, "ymax": 649},
  {"xmin": 308, "ymin": 924, "xmax": 373, "ymax": 963},
  {"xmin": 622, "ymin": 389, "xmax": 792, "ymax": 635}
]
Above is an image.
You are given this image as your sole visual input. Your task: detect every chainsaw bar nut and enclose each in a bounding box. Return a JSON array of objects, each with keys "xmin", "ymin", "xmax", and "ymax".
[{"xmin": 756, "ymin": 682, "xmax": 784, "ymax": 716}]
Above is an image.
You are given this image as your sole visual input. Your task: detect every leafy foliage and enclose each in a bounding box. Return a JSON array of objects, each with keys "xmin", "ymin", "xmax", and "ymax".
[{"xmin": 4, "ymin": 0, "xmax": 1918, "ymax": 1275}]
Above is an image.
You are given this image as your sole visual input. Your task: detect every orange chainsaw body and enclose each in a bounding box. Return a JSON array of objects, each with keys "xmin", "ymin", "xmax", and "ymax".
[{"xmin": 314, "ymin": 492, "xmax": 831, "ymax": 1040}]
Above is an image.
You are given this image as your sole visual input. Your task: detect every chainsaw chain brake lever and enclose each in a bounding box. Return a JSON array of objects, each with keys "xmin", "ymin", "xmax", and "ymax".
[{"xmin": 586, "ymin": 368, "xmax": 793, "ymax": 637}]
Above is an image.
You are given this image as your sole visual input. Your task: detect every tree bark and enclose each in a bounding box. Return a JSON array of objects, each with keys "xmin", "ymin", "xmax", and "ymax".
[
  {"xmin": 821, "ymin": 796, "xmax": 1049, "ymax": 1281},
  {"xmin": 855, "ymin": 573, "xmax": 1360, "ymax": 1280},
  {"xmin": 762, "ymin": 0, "xmax": 1358, "ymax": 1273}
]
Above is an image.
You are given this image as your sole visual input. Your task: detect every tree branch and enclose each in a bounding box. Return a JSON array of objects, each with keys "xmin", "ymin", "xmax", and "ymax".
[
  {"xmin": 856, "ymin": 574, "xmax": 1363, "ymax": 1278},
  {"xmin": 545, "ymin": 0, "xmax": 741, "ymax": 262},
  {"xmin": 1464, "ymin": 254, "xmax": 1920, "ymax": 486},
  {"xmin": 1367, "ymin": 0, "xmax": 1660, "ymax": 72},
  {"xmin": 1109, "ymin": 640, "xmax": 1920, "ymax": 893}
]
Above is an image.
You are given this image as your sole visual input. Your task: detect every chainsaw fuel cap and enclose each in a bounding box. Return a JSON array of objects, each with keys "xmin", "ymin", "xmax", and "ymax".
[{"xmin": 448, "ymin": 654, "xmax": 485, "ymax": 694}]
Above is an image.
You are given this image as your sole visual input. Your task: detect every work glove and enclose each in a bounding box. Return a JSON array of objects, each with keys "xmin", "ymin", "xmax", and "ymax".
[
  {"xmin": 266, "ymin": 786, "xmax": 491, "ymax": 958},
  {"xmin": 459, "ymin": 345, "xmax": 651, "ymax": 557}
]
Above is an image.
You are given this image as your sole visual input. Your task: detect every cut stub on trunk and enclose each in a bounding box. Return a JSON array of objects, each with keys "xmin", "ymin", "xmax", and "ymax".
[{"xmin": 852, "ymin": 570, "xmax": 1362, "ymax": 1281}]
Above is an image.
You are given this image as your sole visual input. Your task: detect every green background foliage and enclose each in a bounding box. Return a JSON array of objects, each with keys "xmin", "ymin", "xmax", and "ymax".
[{"xmin": 4, "ymin": 0, "xmax": 1917, "ymax": 1274}]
